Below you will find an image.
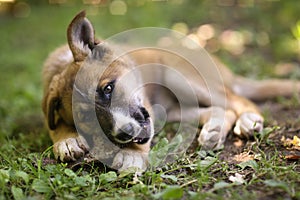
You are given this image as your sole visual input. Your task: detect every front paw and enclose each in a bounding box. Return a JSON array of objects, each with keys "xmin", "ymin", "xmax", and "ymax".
[
  {"xmin": 111, "ymin": 149, "xmax": 148, "ymax": 172},
  {"xmin": 198, "ymin": 120, "xmax": 226, "ymax": 150},
  {"xmin": 233, "ymin": 112, "xmax": 264, "ymax": 139},
  {"xmin": 53, "ymin": 135, "xmax": 89, "ymax": 162}
]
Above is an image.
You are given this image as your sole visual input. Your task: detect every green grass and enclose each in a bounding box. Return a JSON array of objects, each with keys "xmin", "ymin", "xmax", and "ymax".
[
  {"xmin": 1, "ymin": 1, "xmax": 300, "ymax": 199},
  {"xmin": 1, "ymin": 130, "xmax": 300, "ymax": 199}
]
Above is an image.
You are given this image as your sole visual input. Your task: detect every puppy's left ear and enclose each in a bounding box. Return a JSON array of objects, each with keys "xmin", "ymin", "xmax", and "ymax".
[
  {"xmin": 42, "ymin": 91, "xmax": 59, "ymax": 130},
  {"xmin": 67, "ymin": 11, "xmax": 96, "ymax": 62},
  {"xmin": 42, "ymin": 75, "xmax": 61, "ymax": 130}
]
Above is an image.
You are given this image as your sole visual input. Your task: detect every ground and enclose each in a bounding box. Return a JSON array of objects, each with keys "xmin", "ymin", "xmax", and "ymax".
[{"xmin": 37, "ymin": 99, "xmax": 300, "ymax": 200}]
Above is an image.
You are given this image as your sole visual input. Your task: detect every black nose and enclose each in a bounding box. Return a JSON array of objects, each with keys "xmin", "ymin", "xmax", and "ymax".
[
  {"xmin": 132, "ymin": 107, "xmax": 150, "ymax": 124},
  {"xmin": 116, "ymin": 123, "xmax": 135, "ymax": 141}
]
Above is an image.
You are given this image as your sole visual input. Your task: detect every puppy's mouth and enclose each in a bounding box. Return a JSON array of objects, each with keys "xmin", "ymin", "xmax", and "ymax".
[
  {"xmin": 131, "ymin": 120, "xmax": 151, "ymax": 144},
  {"xmin": 132, "ymin": 136, "xmax": 149, "ymax": 144},
  {"xmin": 113, "ymin": 106, "xmax": 152, "ymax": 145},
  {"xmin": 131, "ymin": 106, "xmax": 151, "ymax": 144}
]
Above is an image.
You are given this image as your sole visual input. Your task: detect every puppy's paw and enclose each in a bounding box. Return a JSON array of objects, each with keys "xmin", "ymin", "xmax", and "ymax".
[
  {"xmin": 53, "ymin": 135, "xmax": 89, "ymax": 162},
  {"xmin": 111, "ymin": 149, "xmax": 148, "ymax": 172},
  {"xmin": 198, "ymin": 120, "xmax": 226, "ymax": 150},
  {"xmin": 233, "ymin": 112, "xmax": 264, "ymax": 138}
]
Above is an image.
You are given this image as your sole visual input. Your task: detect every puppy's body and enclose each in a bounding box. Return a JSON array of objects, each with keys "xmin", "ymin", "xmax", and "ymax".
[{"xmin": 42, "ymin": 11, "xmax": 300, "ymax": 171}]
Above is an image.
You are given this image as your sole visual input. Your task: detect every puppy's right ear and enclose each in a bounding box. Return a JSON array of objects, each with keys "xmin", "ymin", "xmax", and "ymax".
[{"xmin": 67, "ymin": 11, "xmax": 96, "ymax": 62}]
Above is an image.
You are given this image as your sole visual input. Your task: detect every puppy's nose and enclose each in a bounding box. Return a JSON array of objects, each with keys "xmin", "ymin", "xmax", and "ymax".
[{"xmin": 116, "ymin": 123, "xmax": 135, "ymax": 141}]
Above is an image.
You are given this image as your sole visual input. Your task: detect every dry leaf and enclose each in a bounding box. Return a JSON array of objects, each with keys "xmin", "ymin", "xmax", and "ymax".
[
  {"xmin": 281, "ymin": 135, "xmax": 300, "ymax": 160},
  {"xmin": 233, "ymin": 152, "xmax": 254, "ymax": 163},
  {"xmin": 233, "ymin": 138, "xmax": 244, "ymax": 147},
  {"xmin": 292, "ymin": 135, "xmax": 300, "ymax": 146},
  {"xmin": 281, "ymin": 135, "xmax": 300, "ymax": 151},
  {"xmin": 285, "ymin": 154, "xmax": 300, "ymax": 160}
]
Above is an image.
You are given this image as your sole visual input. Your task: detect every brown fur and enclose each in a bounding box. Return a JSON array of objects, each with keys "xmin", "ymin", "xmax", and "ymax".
[{"xmin": 42, "ymin": 11, "xmax": 300, "ymax": 171}]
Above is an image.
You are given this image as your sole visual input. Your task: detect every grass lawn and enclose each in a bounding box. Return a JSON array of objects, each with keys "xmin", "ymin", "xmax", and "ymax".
[{"xmin": 0, "ymin": 1, "xmax": 300, "ymax": 199}]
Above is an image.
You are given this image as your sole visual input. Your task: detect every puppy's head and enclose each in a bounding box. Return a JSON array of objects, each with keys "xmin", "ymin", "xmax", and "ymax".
[{"xmin": 54, "ymin": 11, "xmax": 153, "ymax": 147}]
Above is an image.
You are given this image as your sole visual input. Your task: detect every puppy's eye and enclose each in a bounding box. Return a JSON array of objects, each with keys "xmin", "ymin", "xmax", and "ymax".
[{"xmin": 103, "ymin": 84, "xmax": 113, "ymax": 95}]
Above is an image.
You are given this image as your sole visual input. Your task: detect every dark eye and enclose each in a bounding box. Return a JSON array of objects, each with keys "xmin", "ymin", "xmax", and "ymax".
[{"xmin": 103, "ymin": 84, "xmax": 113, "ymax": 95}]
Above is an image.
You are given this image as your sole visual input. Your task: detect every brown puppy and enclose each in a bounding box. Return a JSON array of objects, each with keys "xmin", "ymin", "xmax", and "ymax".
[{"xmin": 42, "ymin": 11, "xmax": 300, "ymax": 171}]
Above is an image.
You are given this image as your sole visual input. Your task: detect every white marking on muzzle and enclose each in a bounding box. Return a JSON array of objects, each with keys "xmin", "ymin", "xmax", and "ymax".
[{"xmin": 111, "ymin": 110, "xmax": 142, "ymax": 143}]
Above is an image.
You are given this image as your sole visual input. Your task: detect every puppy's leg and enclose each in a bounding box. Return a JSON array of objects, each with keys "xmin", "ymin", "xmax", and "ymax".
[
  {"xmin": 168, "ymin": 106, "xmax": 237, "ymax": 150},
  {"xmin": 49, "ymin": 122, "xmax": 89, "ymax": 162},
  {"xmin": 232, "ymin": 76, "xmax": 300, "ymax": 101},
  {"xmin": 197, "ymin": 107, "xmax": 236, "ymax": 149},
  {"xmin": 227, "ymin": 93, "xmax": 264, "ymax": 139}
]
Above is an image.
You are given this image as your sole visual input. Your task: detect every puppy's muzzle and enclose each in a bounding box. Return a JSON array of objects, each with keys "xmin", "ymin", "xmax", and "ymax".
[
  {"xmin": 114, "ymin": 107, "xmax": 151, "ymax": 145},
  {"xmin": 115, "ymin": 123, "xmax": 150, "ymax": 144},
  {"xmin": 116, "ymin": 123, "xmax": 136, "ymax": 141}
]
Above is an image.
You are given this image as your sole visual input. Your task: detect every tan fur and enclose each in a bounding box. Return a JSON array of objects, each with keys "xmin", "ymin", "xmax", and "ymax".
[{"xmin": 42, "ymin": 11, "xmax": 300, "ymax": 171}]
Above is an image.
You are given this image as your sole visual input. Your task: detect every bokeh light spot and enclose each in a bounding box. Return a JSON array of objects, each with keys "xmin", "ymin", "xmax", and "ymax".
[
  {"xmin": 219, "ymin": 30, "xmax": 245, "ymax": 55},
  {"xmin": 83, "ymin": 0, "xmax": 102, "ymax": 5},
  {"xmin": 182, "ymin": 34, "xmax": 204, "ymax": 49},
  {"xmin": 109, "ymin": 0, "xmax": 127, "ymax": 15},
  {"xmin": 197, "ymin": 24, "xmax": 215, "ymax": 40},
  {"xmin": 256, "ymin": 32, "xmax": 270, "ymax": 46},
  {"xmin": 172, "ymin": 22, "xmax": 189, "ymax": 35},
  {"xmin": 13, "ymin": 2, "xmax": 30, "ymax": 18}
]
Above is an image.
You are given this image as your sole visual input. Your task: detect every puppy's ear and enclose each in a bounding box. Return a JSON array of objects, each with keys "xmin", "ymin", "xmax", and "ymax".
[
  {"xmin": 67, "ymin": 11, "xmax": 96, "ymax": 62},
  {"xmin": 47, "ymin": 96, "xmax": 59, "ymax": 130},
  {"xmin": 42, "ymin": 77, "xmax": 61, "ymax": 130}
]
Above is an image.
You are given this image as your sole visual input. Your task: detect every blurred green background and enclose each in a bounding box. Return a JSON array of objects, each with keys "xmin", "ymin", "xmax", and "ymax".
[{"xmin": 0, "ymin": 0, "xmax": 300, "ymax": 150}]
